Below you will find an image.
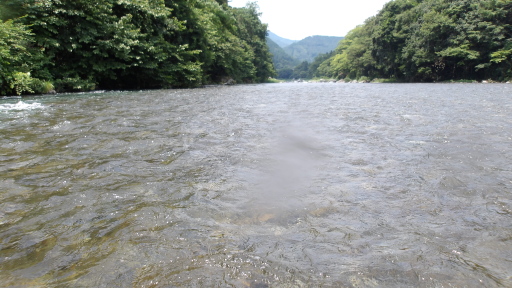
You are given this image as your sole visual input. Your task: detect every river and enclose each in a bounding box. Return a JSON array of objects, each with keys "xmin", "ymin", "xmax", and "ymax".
[{"xmin": 1, "ymin": 83, "xmax": 511, "ymax": 287}]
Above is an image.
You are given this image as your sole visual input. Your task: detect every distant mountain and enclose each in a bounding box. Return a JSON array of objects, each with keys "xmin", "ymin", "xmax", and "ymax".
[
  {"xmin": 266, "ymin": 38, "xmax": 300, "ymax": 70},
  {"xmin": 267, "ymin": 31, "xmax": 298, "ymax": 48},
  {"xmin": 266, "ymin": 33, "xmax": 345, "ymax": 79},
  {"xmin": 266, "ymin": 37, "xmax": 300, "ymax": 78},
  {"xmin": 283, "ymin": 35, "xmax": 343, "ymax": 62}
]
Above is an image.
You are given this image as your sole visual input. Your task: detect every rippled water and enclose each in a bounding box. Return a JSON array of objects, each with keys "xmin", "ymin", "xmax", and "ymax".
[{"xmin": 1, "ymin": 83, "xmax": 511, "ymax": 287}]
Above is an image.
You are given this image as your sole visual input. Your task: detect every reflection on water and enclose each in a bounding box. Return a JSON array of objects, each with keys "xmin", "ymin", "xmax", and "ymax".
[{"xmin": 1, "ymin": 83, "xmax": 511, "ymax": 287}]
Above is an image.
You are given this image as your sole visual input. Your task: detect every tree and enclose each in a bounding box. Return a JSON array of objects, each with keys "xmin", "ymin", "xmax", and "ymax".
[
  {"xmin": 232, "ymin": 2, "xmax": 275, "ymax": 82},
  {"xmin": 0, "ymin": 0, "xmax": 277, "ymax": 95},
  {"xmin": 0, "ymin": 18, "xmax": 52, "ymax": 95},
  {"xmin": 315, "ymin": 0, "xmax": 512, "ymax": 82}
]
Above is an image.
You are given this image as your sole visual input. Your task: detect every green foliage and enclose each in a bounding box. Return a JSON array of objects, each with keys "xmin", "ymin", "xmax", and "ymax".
[
  {"xmin": 370, "ymin": 78, "xmax": 398, "ymax": 83},
  {"xmin": 0, "ymin": 0, "xmax": 275, "ymax": 95},
  {"xmin": 17, "ymin": 0, "xmax": 204, "ymax": 89},
  {"xmin": 490, "ymin": 48, "xmax": 512, "ymax": 63},
  {"xmin": 318, "ymin": 25, "xmax": 376, "ymax": 80},
  {"xmin": 307, "ymin": 51, "xmax": 334, "ymax": 79},
  {"xmin": 0, "ymin": 18, "xmax": 50, "ymax": 95},
  {"xmin": 267, "ymin": 34, "xmax": 341, "ymax": 80},
  {"xmin": 232, "ymin": 2, "xmax": 275, "ymax": 82},
  {"xmin": 265, "ymin": 32, "xmax": 345, "ymax": 80},
  {"xmin": 0, "ymin": 1, "xmax": 25, "ymax": 21},
  {"xmin": 267, "ymin": 38, "xmax": 299, "ymax": 69},
  {"xmin": 292, "ymin": 61, "xmax": 310, "ymax": 79},
  {"xmin": 10, "ymin": 72, "xmax": 34, "ymax": 95},
  {"xmin": 315, "ymin": 0, "xmax": 512, "ymax": 82},
  {"xmin": 54, "ymin": 77, "xmax": 96, "ymax": 93},
  {"xmin": 265, "ymin": 78, "xmax": 282, "ymax": 83},
  {"xmin": 31, "ymin": 78, "xmax": 54, "ymax": 94},
  {"xmin": 266, "ymin": 37, "xmax": 300, "ymax": 79}
]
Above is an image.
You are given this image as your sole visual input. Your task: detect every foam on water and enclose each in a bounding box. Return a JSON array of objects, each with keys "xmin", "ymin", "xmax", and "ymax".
[{"xmin": 0, "ymin": 101, "xmax": 44, "ymax": 111}]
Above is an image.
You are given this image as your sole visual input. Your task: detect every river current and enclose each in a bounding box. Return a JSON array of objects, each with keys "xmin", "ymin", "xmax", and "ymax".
[{"xmin": 1, "ymin": 83, "xmax": 511, "ymax": 287}]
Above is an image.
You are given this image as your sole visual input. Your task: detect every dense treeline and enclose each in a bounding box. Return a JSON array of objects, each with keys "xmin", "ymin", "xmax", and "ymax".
[
  {"xmin": 291, "ymin": 51, "xmax": 336, "ymax": 80},
  {"xmin": 316, "ymin": 0, "xmax": 512, "ymax": 82},
  {"xmin": 0, "ymin": 0, "xmax": 274, "ymax": 95},
  {"xmin": 266, "ymin": 38, "xmax": 300, "ymax": 79}
]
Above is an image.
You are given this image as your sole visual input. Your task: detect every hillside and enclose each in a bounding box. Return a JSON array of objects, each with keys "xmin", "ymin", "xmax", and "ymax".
[
  {"xmin": 315, "ymin": 0, "xmax": 512, "ymax": 82},
  {"xmin": 267, "ymin": 31, "xmax": 298, "ymax": 48},
  {"xmin": 266, "ymin": 38, "xmax": 300, "ymax": 78},
  {"xmin": 283, "ymin": 36, "xmax": 343, "ymax": 62},
  {"xmin": 0, "ymin": 0, "xmax": 274, "ymax": 95}
]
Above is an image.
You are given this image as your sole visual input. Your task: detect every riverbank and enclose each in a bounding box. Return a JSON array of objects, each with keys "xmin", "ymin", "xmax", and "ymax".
[{"xmin": 282, "ymin": 78, "xmax": 512, "ymax": 84}]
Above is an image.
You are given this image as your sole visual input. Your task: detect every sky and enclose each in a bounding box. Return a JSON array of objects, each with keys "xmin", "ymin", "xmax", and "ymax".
[{"xmin": 228, "ymin": 0, "xmax": 391, "ymax": 40}]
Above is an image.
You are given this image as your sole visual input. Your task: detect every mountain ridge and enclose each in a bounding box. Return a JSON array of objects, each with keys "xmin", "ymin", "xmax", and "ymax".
[
  {"xmin": 267, "ymin": 31, "xmax": 298, "ymax": 48},
  {"xmin": 266, "ymin": 32, "xmax": 344, "ymax": 79},
  {"xmin": 283, "ymin": 35, "xmax": 343, "ymax": 62},
  {"xmin": 266, "ymin": 37, "xmax": 300, "ymax": 69}
]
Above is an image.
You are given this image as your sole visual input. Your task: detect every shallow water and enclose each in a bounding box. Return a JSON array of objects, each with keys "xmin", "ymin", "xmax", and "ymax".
[{"xmin": 1, "ymin": 83, "xmax": 511, "ymax": 287}]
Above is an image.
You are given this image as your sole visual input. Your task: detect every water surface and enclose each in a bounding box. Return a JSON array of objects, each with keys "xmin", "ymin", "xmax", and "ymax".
[{"xmin": 1, "ymin": 83, "xmax": 511, "ymax": 287}]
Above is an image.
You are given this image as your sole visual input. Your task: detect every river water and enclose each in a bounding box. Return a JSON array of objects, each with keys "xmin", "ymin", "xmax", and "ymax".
[{"xmin": 0, "ymin": 83, "xmax": 511, "ymax": 287}]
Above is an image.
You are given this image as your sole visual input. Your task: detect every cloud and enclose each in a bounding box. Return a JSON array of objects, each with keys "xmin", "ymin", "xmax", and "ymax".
[{"xmin": 229, "ymin": 0, "xmax": 390, "ymax": 39}]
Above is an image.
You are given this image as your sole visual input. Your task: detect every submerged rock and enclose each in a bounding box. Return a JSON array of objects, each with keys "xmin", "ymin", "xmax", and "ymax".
[{"xmin": 224, "ymin": 78, "xmax": 236, "ymax": 85}]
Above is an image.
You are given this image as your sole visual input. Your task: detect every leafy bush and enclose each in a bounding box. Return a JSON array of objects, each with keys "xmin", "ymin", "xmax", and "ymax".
[
  {"xmin": 4, "ymin": 72, "xmax": 54, "ymax": 95},
  {"xmin": 10, "ymin": 72, "xmax": 34, "ymax": 95},
  {"xmin": 54, "ymin": 78, "xmax": 96, "ymax": 93},
  {"xmin": 0, "ymin": 19, "xmax": 36, "ymax": 95},
  {"xmin": 371, "ymin": 78, "xmax": 398, "ymax": 83},
  {"xmin": 31, "ymin": 78, "xmax": 55, "ymax": 94},
  {"xmin": 265, "ymin": 78, "xmax": 283, "ymax": 83},
  {"xmin": 358, "ymin": 76, "xmax": 370, "ymax": 83}
]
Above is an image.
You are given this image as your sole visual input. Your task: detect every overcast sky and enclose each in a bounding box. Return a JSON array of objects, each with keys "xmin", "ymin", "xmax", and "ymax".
[{"xmin": 228, "ymin": 0, "xmax": 391, "ymax": 40}]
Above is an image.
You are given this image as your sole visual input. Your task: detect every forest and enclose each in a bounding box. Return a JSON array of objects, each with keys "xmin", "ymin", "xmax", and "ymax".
[
  {"xmin": 0, "ymin": 0, "xmax": 274, "ymax": 95},
  {"xmin": 2, "ymin": 0, "xmax": 511, "ymax": 95},
  {"xmin": 315, "ymin": 0, "xmax": 512, "ymax": 82},
  {"xmin": 267, "ymin": 34, "xmax": 342, "ymax": 80}
]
